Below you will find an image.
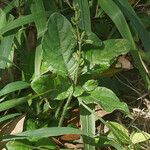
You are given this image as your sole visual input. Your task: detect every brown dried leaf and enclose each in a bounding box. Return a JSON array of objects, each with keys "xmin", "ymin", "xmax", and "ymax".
[
  {"xmin": 118, "ymin": 55, "xmax": 133, "ymax": 70},
  {"xmin": 0, "ymin": 115, "xmax": 25, "ymax": 149}
]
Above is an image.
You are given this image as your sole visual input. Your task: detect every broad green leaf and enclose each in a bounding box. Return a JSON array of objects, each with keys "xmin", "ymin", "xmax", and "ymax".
[
  {"xmin": 0, "ymin": 113, "xmax": 20, "ymax": 123},
  {"xmin": 78, "ymin": 87, "xmax": 129, "ymax": 114},
  {"xmin": 0, "ymin": 96, "xmax": 30, "ymax": 112},
  {"xmin": 0, "ymin": 81, "xmax": 30, "ymax": 97},
  {"xmin": 2, "ymin": 127, "xmax": 83, "ymax": 141},
  {"xmin": 83, "ymin": 39, "xmax": 130, "ymax": 73},
  {"xmin": 83, "ymin": 80, "xmax": 98, "ymax": 92},
  {"xmin": 42, "ymin": 12, "xmax": 77, "ymax": 79},
  {"xmin": 74, "ymin": 0, "xmax": 91, "ymax": 32},
  {"xmin": 98, "ymin": 0, "xmax": 150, "ymax": 89},
  {"xmin": 107, "ymin": 121, "xmax": 131, "ymax": 144},
  {"xmin": 31, "ymin": 74, "xmax": 72, "ymax": 100},
  {"xmin": 73, "ymin": 86, "xmax": 84, "ymax": 97},
  {"xmin": 130, "ymin": 132, "xmax": 150, "ymax": 144}
]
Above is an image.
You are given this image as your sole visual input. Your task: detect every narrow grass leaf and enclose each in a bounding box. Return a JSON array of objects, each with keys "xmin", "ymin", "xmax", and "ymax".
[
  {"xmin": 0, "ymin": 12, "xmax": 50, "ymax": 36},
  {"xmin": 1, "ymin": 127, "xmax": 83, "ymax": 141},
  {"xmin": 0, "ymin": 113, "xmax": 21, "ymax": 123},
  {"xmin": 0, "ymin": 96, "xmax": 30, "ymax": 112},
  {"xmin": 0, "ymin": 81, "xmax": 30, "ymax": 97}
]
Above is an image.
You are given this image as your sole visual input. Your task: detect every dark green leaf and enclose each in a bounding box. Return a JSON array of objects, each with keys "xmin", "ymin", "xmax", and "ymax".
[
  {"xmin": 0, "ymin": 96, "xmax": 30, "ymax": 112},
  {"xmin": 42, "ymin": 12, "xmax": 77, "ymax": 79},
  {"xmin": 0, "ymin": 81, "xmax": 30, "ymax": 97},
  {"xmin": 0, "ymin": 113, "xmax": 21, "ymax": 123},
  {"xmin": 31, "ymin": 74, "xmax": 72, "ymax": 100}
]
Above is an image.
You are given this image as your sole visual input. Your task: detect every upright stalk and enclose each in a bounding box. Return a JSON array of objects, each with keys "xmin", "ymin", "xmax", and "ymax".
[
  {"xmin": 58, "ymin": 91, "xmax": 73, "ymax": 127},
  {"xmin": 58, "ymin": 3, "xmax": 82, "ymax": 127}
]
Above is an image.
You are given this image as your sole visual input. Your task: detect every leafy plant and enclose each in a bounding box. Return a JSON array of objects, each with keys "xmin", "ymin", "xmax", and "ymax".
[{"xmin": 0, "ymin": 0, "xmax": 150, "ymax": 149}]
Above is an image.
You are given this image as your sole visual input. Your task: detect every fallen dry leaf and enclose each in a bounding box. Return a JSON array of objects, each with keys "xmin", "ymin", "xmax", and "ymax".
[
  {"xmin": 0, "ymin": 115, "xmax": 25, "ymax": 149},
  {"xmin": 60, "ymin": 134, "xmax": 80, "ymax": 141},
  {"xmin": 118, "ymin": 55, "xmax": 133, "ymax": 70}
]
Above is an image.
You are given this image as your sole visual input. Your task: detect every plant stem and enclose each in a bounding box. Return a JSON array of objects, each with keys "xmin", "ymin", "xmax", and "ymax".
[
  {"xmin": 74, "ymin": 26, "xmax": 82, "ymax": 85},
  {"xmin": 58, "ymin": 92, "xmax": 73, "ymax": 127},
  {"xmin": 58, "ymin": 4, "xmax": 82, "ymax": 127}
]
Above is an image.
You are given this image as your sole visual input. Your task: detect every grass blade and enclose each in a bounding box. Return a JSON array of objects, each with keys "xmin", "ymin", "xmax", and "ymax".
[
  {"xmin": 0, "ymin": 113, "xmax": 21, "ymax": 123},
  {"xmin": 0, "ymin": 81, "xmax": 30, "ymax": 97},
  {"xmin": 0, "ymin": 12, "xmax": 50, "ymax": 36},
  {"xmin": 1, "ymin": 127, "xmax": 83, "ymax": 141}
]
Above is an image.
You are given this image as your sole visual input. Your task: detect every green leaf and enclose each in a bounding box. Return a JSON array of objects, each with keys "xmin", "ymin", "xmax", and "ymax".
[
  {"xmin": 42, "ymin": 12, "xmax": 77, "ymax": 79},
  {"xmin": 0, "ymin": 9, "xmax": 6, "ymax": 29},
  {"xmin": 0, "ymin": 12, "xmax": 50, "ymax": 36},
  {"xmin": 31, "ymin": 0, "xmax": 47, "ymax": 37},
  {"xmin": 0, "ymin": 10, "xmax": 15, "ymax": 69},
  {"xmin": 78, "ymin": 87, "xmax": 129, "ymax": 114},
  {"xmin": 0, "ymin": 113, "xmax": 21, "ymax": 123},
  {"xmin": 6, "ymin": 141, "xmax": 32, "ymax": 150},
  {"xmin": 3, "ymin": 0, "xmax": 17, "ymax": 14},
  {"xmin": 73, "ymin": 86, "xmax": 84, "ymax": 97},
  {"xmin": 85, "ymin": 32, "xmax": 102, "ymax": 47},
  {"xmin": 35, "ymin": 138, "xmax": 56, "ymax": 149},
  {"xmin": 130, "ymin": 132, "xmax": 150, "ymax": 144},
  {"xmin": 83, "ymin": 39, "xmax": 130, "ymax": 73},
  {"xmin": 31, "ymin": 74, "xmax": 72, "ymax": 100},
  {"xmin": 83, "ymin": 80, "xmax": 98, "ymax": 92},
  {"xmin": 6, "ymin": 138, "xmax": 56, "ymax": 150},
  {"xmin": 0, "ymin": 81, "xmax": 30, "ymax": 97},
  {"xmin": 107, "ymin": 121, "xmax": 131, "ymax": 144},
  {"xmin": 0, "ymin": 96, "xmax": 30, "ymax": 112},
  {"xmin": 2, "ymin": 127, "xmax": 83, "ymax": 141}
]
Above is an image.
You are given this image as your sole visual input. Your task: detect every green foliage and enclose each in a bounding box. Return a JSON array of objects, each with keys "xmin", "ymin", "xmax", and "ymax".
[{"xmin": 0, "ymin": 0, "xmax": 150, "ymax": 149}]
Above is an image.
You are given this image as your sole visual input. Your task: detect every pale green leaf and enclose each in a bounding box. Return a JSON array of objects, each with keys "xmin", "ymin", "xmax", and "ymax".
[
  {"xmin": 130, "ymin": 132, "xmax": 150, "ymax": 144},
  {"xmin": 83, "ymin": 80, "xmax": 98, "ymax": 92},
  {"xmin": 2, "ymin": 127, "xmax": 83, "ymax": 141},
  {"xmin": 107, "ymin": 121, "xmax": 130, "ymax": 144},
  {"xmin": 78, "ymin": 87, "xmax": 129, "ymax": 114}
]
